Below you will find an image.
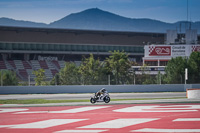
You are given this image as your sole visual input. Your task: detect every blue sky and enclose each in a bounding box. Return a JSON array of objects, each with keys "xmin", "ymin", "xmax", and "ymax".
[{"xmin": 0, "ymin": 0, "xmax": 199, "ymax": 24}]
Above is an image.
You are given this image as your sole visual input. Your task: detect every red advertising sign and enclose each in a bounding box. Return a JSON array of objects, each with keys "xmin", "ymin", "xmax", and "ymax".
[
  {"xmin": 192, "ymin": 46, "xmax": 200, "ymax": 52},
  {"xmin": 149, "ymin": 46, "xmax": 171, "ymax": 56}
]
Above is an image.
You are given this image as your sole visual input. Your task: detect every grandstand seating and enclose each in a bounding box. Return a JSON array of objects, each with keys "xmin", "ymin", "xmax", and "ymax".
[
  {"xmin": 51, "ymin": 69, "xmax": 58, "ymax": 76},
  {"xmin": 30, "ymin": 60, "xmax": 41, "ymax": 70},
  {"xmin": 46, "ymin": 61, "xmax": 56, "ymax": 70},
  {"xmin": 22, "ymin": 61, "xmax": 32, "ymax": 69},
  {"xmin": 4, "ymin": 60, "xmax": 12, "ymax": 69},
  {"xmin": 39, "ymin": 61, "xmax": 49, "ymax": 69},
  {"xmin": 26, "ymin": 69, "xmax": 36, "ymax": 80},
  {"xmin": 18, "ymin": 69, "xmax": 28, "ymax": 79},
  {"xmin": 74, "ymin": 61, "xmax": 81, "ymax": 66},
  {"xmin": 52, "ymin": 60, "xmax": 61, "ymax": 69},
  {"xmin": 8, "ymin": 60, "xmax": 17, "ymax": 69},
  {"xmin": 0, "ymin": 60, "xmax": 6, "ymax": 69},
  {"xmin": 0, "ymin": 59, "xmax": 68, "ymax": 82},
  {"xmin": 14, "ymin": 60, "xmax": 23, "ymax": 69},
  {"xmin": 58, "ymin": 61, "xmax": 65, "ymax": 68}
]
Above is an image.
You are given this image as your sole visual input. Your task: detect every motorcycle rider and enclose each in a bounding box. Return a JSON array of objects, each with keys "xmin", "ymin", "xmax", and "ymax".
[{"xmin": 95, "ymin": 88, "xmax": 107, "ymax": 100}]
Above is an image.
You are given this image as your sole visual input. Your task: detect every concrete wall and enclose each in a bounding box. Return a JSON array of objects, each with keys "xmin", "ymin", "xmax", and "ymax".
[
  {"xmin": 187, "ymin": 89, "xmax": 200, "ymax": 99},
  {"xmin": 1, "ymin": 84, "xmax": 200, "ymax": 94}
]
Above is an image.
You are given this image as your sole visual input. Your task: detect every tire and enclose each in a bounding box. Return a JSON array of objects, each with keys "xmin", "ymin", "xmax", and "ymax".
[
  {"xmin": 104, "ymin": 96, "xmax": 110, "ymax": 103},
  {"xmin": 90, "ymin": 98, "xmax": 96, "ymax": 104}
]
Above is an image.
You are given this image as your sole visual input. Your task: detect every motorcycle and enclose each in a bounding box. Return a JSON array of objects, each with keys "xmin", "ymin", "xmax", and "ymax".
[{"xmin": 90, "ymin": 92, "xmax": 110, "ymax": 104}]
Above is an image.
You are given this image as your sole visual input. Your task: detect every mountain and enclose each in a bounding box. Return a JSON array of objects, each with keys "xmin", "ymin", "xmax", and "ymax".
[
  {"xmin": 0, "ymin": 17, "xmax": 47, "ymax": 27},
  {"xmin": 0, "ymin": 8, "xmax": 200, "ymax": 33},
  {"xmin": 49, "ymin": 8, "xmax": 172, "ymax": 32}
]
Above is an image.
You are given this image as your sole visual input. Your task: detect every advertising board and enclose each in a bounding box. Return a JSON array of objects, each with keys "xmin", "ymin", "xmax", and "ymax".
[
  {"xmin": 145, "ymin": 45, "xmax": 200, "ymax": 58},
  {"xmin": 149, "ymin": 46, "xmax": 171, "ymax": 56}
]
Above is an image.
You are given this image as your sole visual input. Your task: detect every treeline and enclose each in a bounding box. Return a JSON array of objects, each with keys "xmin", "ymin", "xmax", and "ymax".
[
  {"xmin": 164, "ymin": 51, "xmax": 200, "ymax": 84},
  {"xmin": 36, "ymin": 51, "xmax": 132, "ymax": 85},
  {"xmin": 134, "ymin": 51, "xmax": 200, "ymax": 84},
  {"xmin": 0, "ymin": 70, "xmax": 18, "ymax": 86},
  {"xmin": 1, "ymin": 51, "xmax": 200, "ymax": 86}
]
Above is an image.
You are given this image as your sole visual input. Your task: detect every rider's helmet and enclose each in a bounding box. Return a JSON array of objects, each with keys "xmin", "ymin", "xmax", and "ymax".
[{"xmin": 101, "ymin": 88, "xmax": 106, "ymax": 92}]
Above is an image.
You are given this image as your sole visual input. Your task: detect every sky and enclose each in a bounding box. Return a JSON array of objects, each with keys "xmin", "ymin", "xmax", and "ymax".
[{"xmin": 0, "ymin": 0, "xmax": 200, "ymax": 24}]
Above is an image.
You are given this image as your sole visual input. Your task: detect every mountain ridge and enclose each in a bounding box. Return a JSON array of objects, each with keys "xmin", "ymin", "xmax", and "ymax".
[
  {"xmin": 0, "ymin": 8, "xmax": 200, "ymax": 33},
  {"xmin": 0, "ymin": 17, "xmax": 47, "ymax": 27}
]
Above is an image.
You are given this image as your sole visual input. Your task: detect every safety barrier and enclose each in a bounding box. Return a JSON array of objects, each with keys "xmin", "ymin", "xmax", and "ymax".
[
  {"xmin": 0, "ymin": 84, "xmax": 200, "ymax": 94},
  {"xmin": 187, "ymin": 89, "xmax": 200, "ymax": 99}
]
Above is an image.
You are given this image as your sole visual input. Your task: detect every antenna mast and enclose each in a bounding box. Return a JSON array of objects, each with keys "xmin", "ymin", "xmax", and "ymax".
[{"xmin": 187, "ymin": 0, "xmax": 188, "ymax": 22}]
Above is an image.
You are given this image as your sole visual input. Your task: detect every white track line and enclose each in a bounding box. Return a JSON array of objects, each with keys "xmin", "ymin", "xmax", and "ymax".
[
  {"xmin": 50, "ymin": 106, "xmax": 111, "ymax": 113},
  {"xmin": 14, "ymin": 111, "xmax": 48, "ymax": 114},
  {"xmin": 113, "ymin": 105, "xmax": 200, "ymax": 112},
  {"xmin": 79, "ymin": 118, "xmax": 159, "ymax": 129},
  {"xmin": 0, "ymin": 119, "xmax": 87, "ymax": 129},
  {"xmin": 15, "ymin": 106, "xmax": 111, "ymax": 114},
  {"xmin": 173, "ymin": 118, "xmax": 200, "ymax": 121},
  {"xmin": 131, "ymin": 128, "xmax": 200, "ymax": 132},
  {"xmin": 55, "ymin": 130, "xmax": 107, "ymax": 133},
  {"xmin": 0, "ymin": 108, "xmax": 28, "ymax": 113}
]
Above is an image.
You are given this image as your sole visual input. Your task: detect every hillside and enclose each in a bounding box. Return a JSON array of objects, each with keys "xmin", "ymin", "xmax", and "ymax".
[
  {"xmin": 0, "ymin": 8, "xmax": 199, "ymax": 33},
  {"xmin": 0, "ymin": 17, "xmax": 47, "ymax": 27}
]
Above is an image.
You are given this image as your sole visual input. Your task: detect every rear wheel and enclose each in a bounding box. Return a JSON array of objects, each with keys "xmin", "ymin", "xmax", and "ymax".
[
  {"xmin": 90, "ymin": 98, "xmax": 96, "ymax": 104},
  {"xmin": 104, "ymin": 96, "xmax": 110, "ymax": 103}
]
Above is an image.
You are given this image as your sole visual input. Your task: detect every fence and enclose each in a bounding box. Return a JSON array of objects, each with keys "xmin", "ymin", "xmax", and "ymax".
[{"xmin": 17, "ymin": 74, "xmax": 200, "ymax": 86}]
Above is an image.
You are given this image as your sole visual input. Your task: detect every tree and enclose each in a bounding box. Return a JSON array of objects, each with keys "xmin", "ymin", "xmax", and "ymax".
[
  {"xmin": 50, "ymin": 73, "xmax": 60, "ymax": 85},
  {"xmin": 164, "ymin": 57, "xmax": 188, "ymax": 84},
  {"xmin": 0, "ymin": 70, "xmax": 18, "ymax": 86},
  {"xmin": 164, "ymin": 52, "xmax": 200, "ymax": 84},
  {"xmin": 32, "ymin": 69, "xmax": 46, "ymax": 86},
  {"xmin": 79, "ymin": 54, "xmax": 105, "ymax": 85},
  {"xmin": 105, "ymin": 50, "xmax": 131, "ymax": 84},
  {"xmin": 135, "ymin": 64, "xmax": 156, "ymax": 84},
  {"xmin": 188, "ymin": 52, "xmax": 200, "ymax": 83},
  {"xmin": 59, "ymin": 62, "xmax": 81, "ymax": 85},
  {"xmin": 142, "ymin": 75, "xmax": 156, "ymax": 84}
]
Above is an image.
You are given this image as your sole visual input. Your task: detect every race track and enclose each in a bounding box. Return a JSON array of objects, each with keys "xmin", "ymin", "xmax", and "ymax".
[
  {"xmin": 0, "ymin": 92, "xmax": 186, "ymax": 100},
  {"xmin": 0, "ymin": 103, "xmax": 200, "ymax": 133}
]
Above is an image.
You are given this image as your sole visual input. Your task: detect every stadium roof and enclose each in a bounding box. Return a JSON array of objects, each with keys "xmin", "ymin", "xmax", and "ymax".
[{"xmin": 0, "ymin": 26, "xmax": 165, "ymax": 37}]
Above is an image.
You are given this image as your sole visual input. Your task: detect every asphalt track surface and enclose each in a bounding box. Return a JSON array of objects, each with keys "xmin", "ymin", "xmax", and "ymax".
[
  {"xmin": 0, "ymin": 103, "xmax": 200, "ymax": 133},
  {"xmin": 0, "ymin": 93, "xmax": 200, "ymax": 133},
  {"xmin": 0, "ymin": 92, "xmax": 187, "ymax": 100},
  {"xmin": 1, "ymin": 92, "xmax": 200, "ymax": 107}
]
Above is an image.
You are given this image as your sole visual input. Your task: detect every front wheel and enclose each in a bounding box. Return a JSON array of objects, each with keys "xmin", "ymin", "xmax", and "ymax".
[
  {"xmin": 104, "ymin": 96, "xmax": 110, "ymax": 103},
  {"xmin": 90, "ymin": 98, "xmax": 96, "ymax": 104}
]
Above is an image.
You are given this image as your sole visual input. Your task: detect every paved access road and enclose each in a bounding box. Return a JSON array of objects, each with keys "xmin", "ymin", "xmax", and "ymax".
[
  {"xmin": 0, "ymin": 103, "xmax": 200, "ymax": 133},
  {"xmin": 0, "ymin": 92, "xmax": 186, "ymax": 100}
]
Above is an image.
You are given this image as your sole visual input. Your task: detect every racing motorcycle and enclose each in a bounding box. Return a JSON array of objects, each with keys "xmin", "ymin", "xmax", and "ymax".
[{"xmin": 90, "ymin": 92, "xmax": 110, "ymax": 104}]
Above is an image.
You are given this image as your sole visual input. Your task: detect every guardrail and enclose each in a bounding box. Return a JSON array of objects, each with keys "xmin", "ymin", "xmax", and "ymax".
[{"xmin": 1, "ymin": 84, "xmax": 200, "ymax": 94}]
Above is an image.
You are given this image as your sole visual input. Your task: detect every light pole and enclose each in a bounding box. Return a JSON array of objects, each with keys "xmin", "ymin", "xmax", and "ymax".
[
  {"xmin": 180, "ymin": 74, "xmax": 182, "ymax": 84},
  {"xmin": 28, "ymin": 75, "xmax": 30, "ymax": 86},
  {"xmin": 108, "ymin": 74, "xmax": 110, "ymax": 85},
  {"xmin": 185, "ymin": 68, "xmax": 188, "ymax": 84},
  {"xmin": 160, "ymin": 73, "xmax": 162, "ymax": 85},
  {"xmin": 1, "ymin": 70, "xmax": 3, "ymax": 86}
]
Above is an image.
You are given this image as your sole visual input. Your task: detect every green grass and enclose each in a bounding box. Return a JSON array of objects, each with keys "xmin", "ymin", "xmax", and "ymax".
[
  {"xmin": 0, "ymin": 97, "xmax": 187, "ymax": 104},
  {"xmin": 0, "ymin": 99, "xmax": 89, "ymax": 104}
]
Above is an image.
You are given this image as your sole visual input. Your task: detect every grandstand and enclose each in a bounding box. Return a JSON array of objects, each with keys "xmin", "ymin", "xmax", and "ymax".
[
  {"xmin": 0, "ymin": 26, "xmax": 199, "ymax": 82},
  {"xmin": 0, "ymin": 58, "xmax": 64, "ymax": 81}
]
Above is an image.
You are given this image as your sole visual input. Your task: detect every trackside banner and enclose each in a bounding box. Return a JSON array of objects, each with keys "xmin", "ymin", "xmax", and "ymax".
[{"xmin": 144, "ymin": 45, "xmax": 200, "ymax": 57}]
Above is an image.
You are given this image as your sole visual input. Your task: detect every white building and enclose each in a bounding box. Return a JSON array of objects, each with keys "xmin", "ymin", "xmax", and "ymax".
[
  {"xmin": 132, "ymin": 29, "xmax": 200, "ymax": 75},
  {"xmin": 143, "ymin": 44, "xmax": 200, "ymax": 66},
  {"xmin": 143, "ymin": 29, "xmax": 199, "ymax": 66}
]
